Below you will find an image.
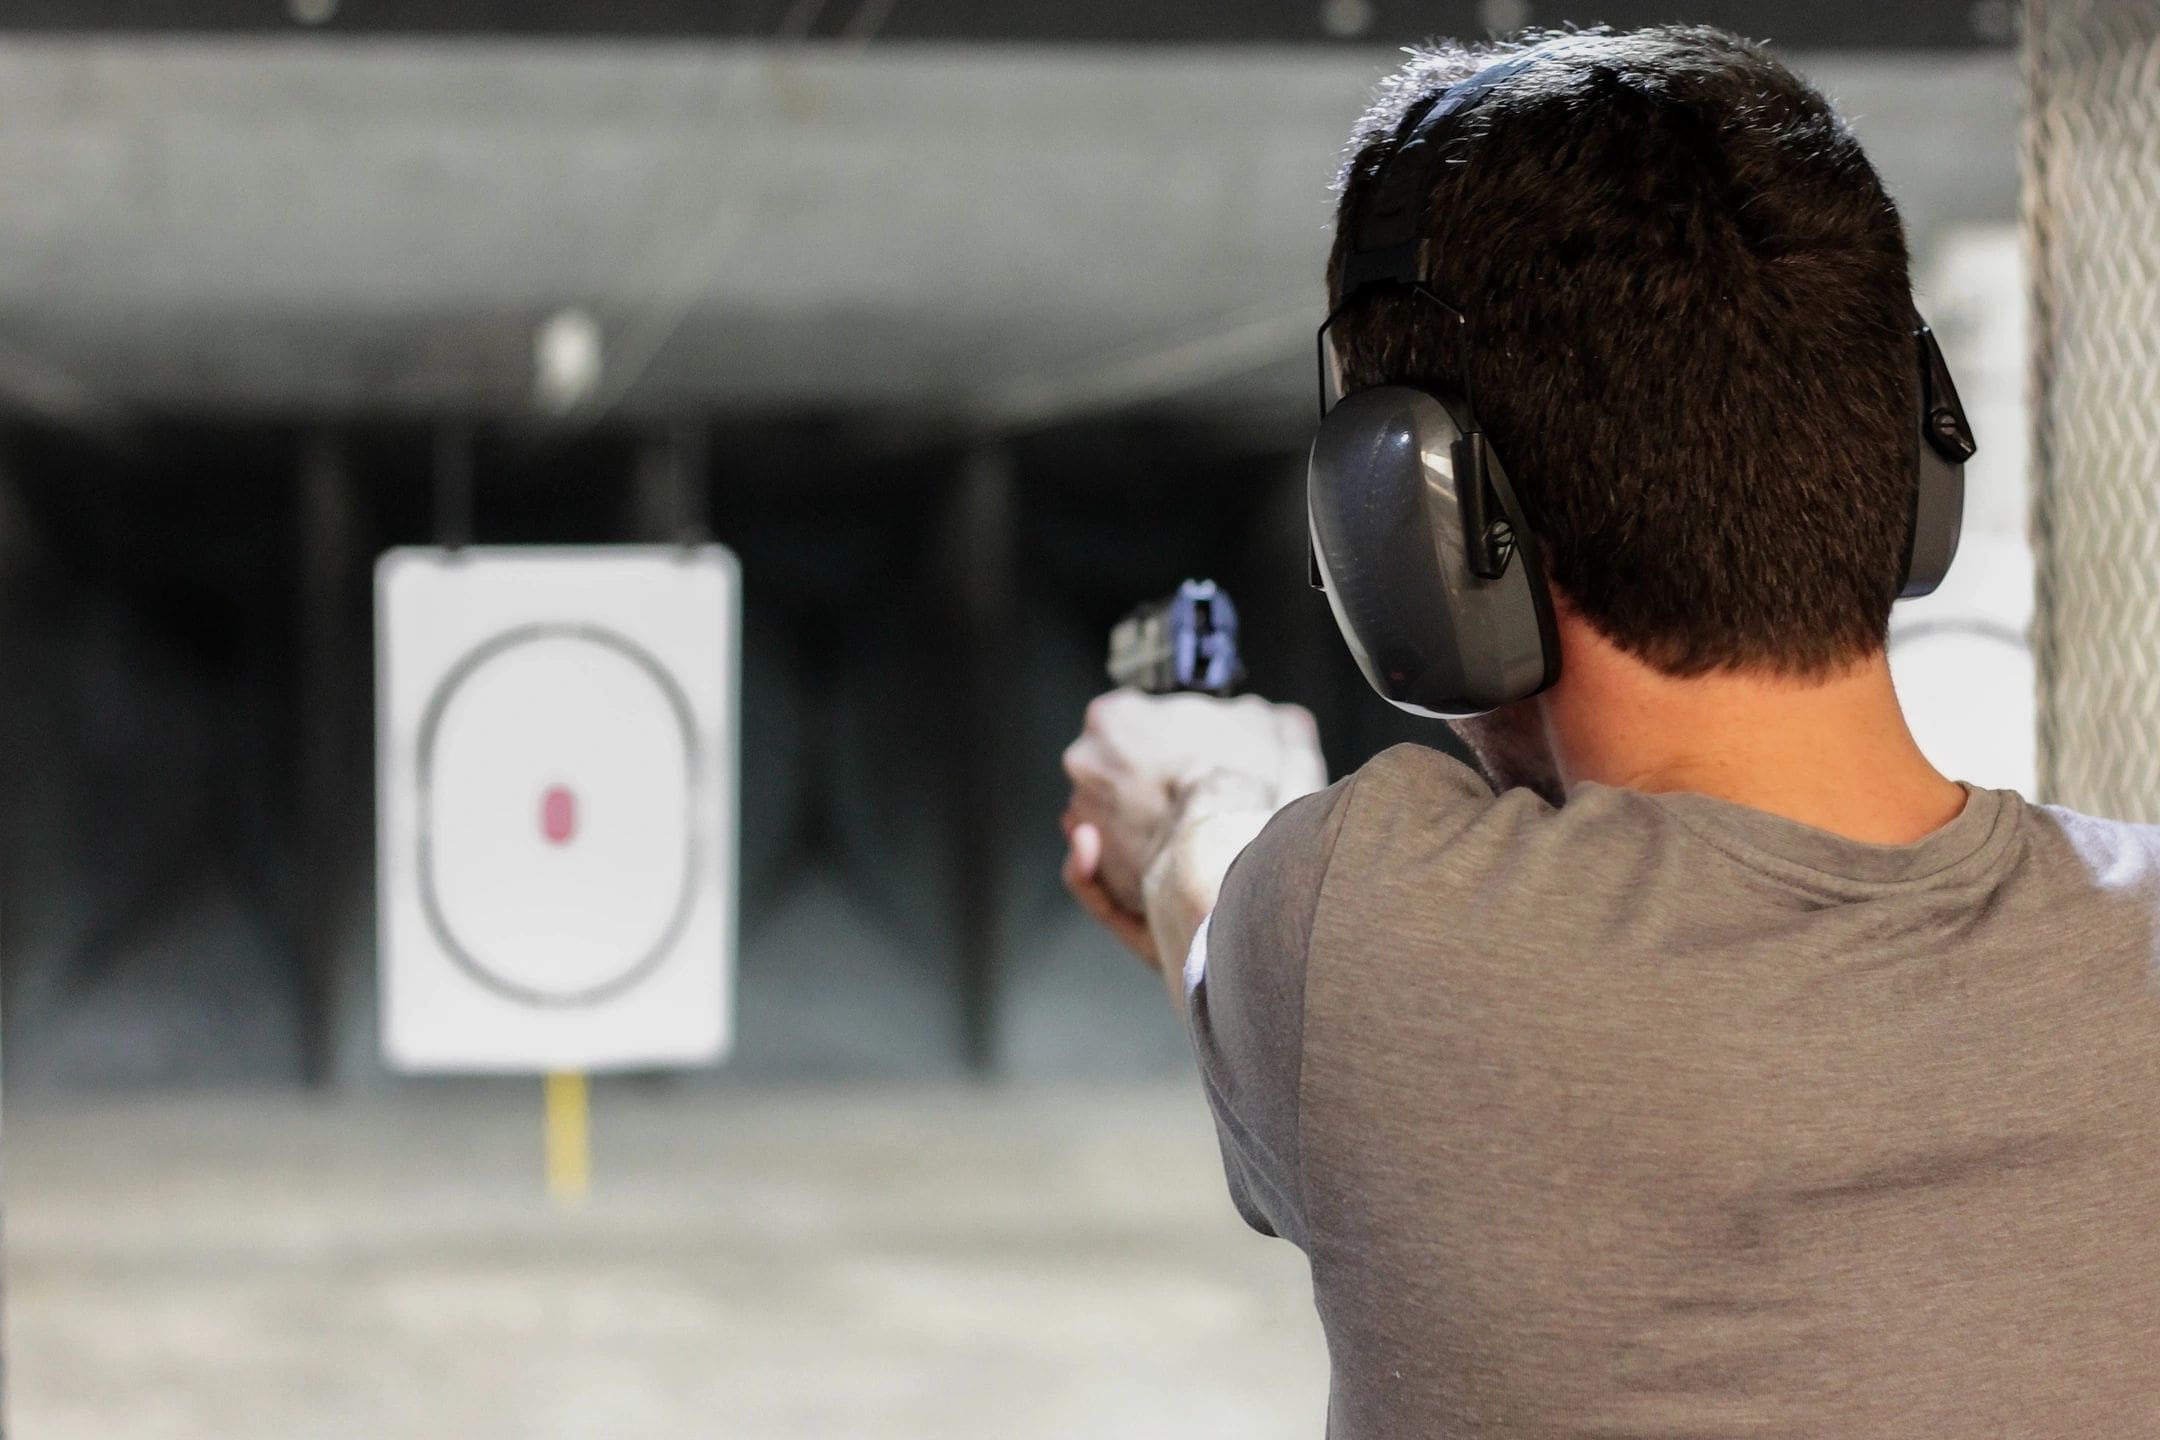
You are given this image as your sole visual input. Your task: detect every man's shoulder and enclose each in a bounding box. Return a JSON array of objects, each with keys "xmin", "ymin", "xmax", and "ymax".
[
  {"xmin": 1238, "ymin": 743, "xmax": 1489, "ymax": 860},
  {"xmin": 1357, "ymin": 740, "xmax": 1494, "ymax": 799},
  {"xmin": 1220, "ymin": 742, "xmax": 1503, "ymax": 923},
  {"xmin": 2028, "ymin": 797, "xmax": 2160, "ymax": 881}
]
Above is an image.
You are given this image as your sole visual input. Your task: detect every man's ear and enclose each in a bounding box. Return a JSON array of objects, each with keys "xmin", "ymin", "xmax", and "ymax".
[
  {"xmin": 1541, "ymin": 585, "xmax": 1640, "ymax": 709},
  {"xmin": 1542, "ymin": 582, "xmax": 1584, "ymax": 664}
]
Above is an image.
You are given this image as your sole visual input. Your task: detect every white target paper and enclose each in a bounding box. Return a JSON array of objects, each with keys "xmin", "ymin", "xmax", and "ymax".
[{"xmin": 376, "ymin": 546, "xmax": 738, "ymax": 1072}]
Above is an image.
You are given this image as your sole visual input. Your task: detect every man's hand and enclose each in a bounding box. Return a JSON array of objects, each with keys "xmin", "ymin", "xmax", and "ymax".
[{"xmin": 1060, "ymin": 690, "xmax": 1326, "ymax": 999}]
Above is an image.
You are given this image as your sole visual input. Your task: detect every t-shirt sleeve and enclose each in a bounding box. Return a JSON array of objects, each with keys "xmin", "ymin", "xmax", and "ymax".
[{"xmin": 1183, "ymin": 775, "xmax": 1360, "ymax": 1250}]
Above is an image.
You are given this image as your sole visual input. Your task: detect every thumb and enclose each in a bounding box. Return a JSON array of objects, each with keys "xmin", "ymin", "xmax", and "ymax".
[{"xmin": 1065, "ymin": 821, "xmax": 1104, "ymax": 881}]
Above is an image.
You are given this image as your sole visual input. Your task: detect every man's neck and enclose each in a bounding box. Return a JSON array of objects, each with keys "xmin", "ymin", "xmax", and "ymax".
[{"xmin": 1540, "ymin": 624, "xmax": 1967, "ymax": 846}]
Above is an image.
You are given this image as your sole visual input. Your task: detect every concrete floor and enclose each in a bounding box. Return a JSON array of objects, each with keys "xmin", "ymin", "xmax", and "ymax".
[{"xmin": 4, "ymin": 1083, "xmax": 1329, "ymax": 1439}]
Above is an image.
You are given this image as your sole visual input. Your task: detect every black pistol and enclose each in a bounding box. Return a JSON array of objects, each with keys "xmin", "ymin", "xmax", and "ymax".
[{"xmin": 1106, "ymin": 579, "xmax": 1246, "ymax": 697}]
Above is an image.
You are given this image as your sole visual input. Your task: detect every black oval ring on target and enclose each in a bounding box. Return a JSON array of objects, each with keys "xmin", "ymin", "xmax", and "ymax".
[{"xmin": 414, "ymin": 621, "xmax": 704, "ymax": 1009}]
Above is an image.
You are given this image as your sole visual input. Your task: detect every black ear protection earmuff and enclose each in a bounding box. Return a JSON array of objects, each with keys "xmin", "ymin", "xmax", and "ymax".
[
  {"xmin": 1308, "ymin": 53, "xmax": 1978, "ymax": 720},
  {"xmin": 1904, "ymin": 322, "xmax": 1976, "ymax": 598}
]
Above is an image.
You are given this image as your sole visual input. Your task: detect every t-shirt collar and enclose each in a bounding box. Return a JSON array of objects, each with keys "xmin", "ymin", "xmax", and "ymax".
[{"xmin": 1601, "ymin": 781, "xmax": 2018, "ymax": 890}]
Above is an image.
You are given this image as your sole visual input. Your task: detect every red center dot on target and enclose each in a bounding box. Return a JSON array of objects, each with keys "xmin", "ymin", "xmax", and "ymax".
[{"xmin": 540, "ymin": 785, "xmax": 578, "ymax": 845}]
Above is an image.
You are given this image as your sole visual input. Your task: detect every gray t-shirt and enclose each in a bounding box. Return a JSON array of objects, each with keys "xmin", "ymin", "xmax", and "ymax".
[{"xmin": 1189, "ymin": 741, "xmax": 2160, "ymax": 1437}]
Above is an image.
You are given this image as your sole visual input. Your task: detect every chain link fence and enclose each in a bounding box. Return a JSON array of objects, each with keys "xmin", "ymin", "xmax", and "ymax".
[{"xmin": 2024, "ymin": 0, "xmax": 2160, "ymax": 816}]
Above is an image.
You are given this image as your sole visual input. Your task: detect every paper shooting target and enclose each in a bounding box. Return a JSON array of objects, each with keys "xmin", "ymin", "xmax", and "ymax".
[{"xmin": 376, "ymin": 547, "xmax": 738, "ymax": 1073}]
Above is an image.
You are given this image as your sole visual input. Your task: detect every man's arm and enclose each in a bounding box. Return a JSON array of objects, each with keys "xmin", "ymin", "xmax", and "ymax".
[
  {"xmin": 1138, "ymin": 771, "xmax": 1284, "ymax": 1006},
  {"xmin": 1059, "ymin": 691, "xmax": 1327, "ymax": 1010}
]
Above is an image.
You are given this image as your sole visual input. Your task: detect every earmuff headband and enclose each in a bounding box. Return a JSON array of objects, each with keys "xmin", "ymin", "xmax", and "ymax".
[{"xmin": 1338, "ymin": 53, "xmax": 1543, "ymax": 299}]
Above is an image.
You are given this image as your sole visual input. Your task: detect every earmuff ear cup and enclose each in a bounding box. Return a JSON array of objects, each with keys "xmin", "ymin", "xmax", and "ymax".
[
  {"xmin": 1308, "ymin": 386, "xmax": 1559, "ymax": 718},
  {"xmin": 1901, "ymin": 443, "xmax": 1966, "ymax": 599},
  {"xmin": 1901, "ymin": 323, "xmax": 1973, "ymax": 599}
]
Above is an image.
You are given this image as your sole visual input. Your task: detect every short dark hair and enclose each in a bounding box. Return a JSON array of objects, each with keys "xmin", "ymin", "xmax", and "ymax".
[{"xmin": 1327, "ymin": 26, "xmax": 1917, "ymax": 677}]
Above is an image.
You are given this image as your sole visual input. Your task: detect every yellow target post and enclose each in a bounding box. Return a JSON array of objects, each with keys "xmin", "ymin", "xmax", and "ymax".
[{"xmin": 544, "ymin": 1070, "xmax": 591, "ymax": 1205}]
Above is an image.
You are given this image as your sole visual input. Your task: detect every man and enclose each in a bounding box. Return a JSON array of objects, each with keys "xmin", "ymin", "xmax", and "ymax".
[{"xmin": 1061, "ymin": 26, "xmax": 2160, "ymax": 1437}]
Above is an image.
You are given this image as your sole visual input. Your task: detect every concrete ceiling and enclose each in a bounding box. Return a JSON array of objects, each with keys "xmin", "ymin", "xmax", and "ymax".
[{"xmin": 0, "ymin": 40, "xmax": 2018, "ymax": 436}]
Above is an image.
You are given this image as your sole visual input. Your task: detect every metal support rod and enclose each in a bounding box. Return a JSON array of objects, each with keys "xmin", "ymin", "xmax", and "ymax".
[
  {"xmin": 295, "ymin": 427, "xmax": 361, "ymax": 1084},
  {"xmin": 942, "ymin": 444, "xmax": 1017, "ymax": 1071},
  {"xmin": 433, "ymin": 421, "xmax": 476, "ymax": 550},
  {"xmin": 634, "ymin": 421, "xmax": 712, "ymax": 547}
]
